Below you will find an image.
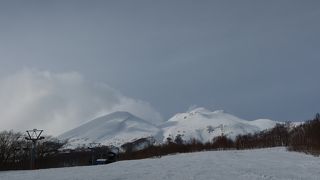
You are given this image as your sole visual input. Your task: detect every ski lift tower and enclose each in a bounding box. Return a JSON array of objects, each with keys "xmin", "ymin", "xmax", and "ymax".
[{"xmin": 25, "ymin": 129, "xmax": 45, "ymax": 170}]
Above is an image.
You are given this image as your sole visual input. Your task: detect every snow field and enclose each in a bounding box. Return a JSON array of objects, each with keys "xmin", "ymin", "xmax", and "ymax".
[{"xmin": 1, "ymin": 148, "xmax": 319, "ymax": 180}]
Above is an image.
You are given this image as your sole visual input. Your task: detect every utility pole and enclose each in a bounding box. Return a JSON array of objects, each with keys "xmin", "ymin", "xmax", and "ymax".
[{"xmin": 25, "ymin": 129, "xmax": 45, "ymax": 170}]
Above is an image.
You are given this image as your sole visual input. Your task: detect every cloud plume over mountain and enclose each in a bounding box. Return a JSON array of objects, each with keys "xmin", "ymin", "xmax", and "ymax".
[{"xmin": 0, "ymin": 69, "xmax": 163, "ymax": 135}]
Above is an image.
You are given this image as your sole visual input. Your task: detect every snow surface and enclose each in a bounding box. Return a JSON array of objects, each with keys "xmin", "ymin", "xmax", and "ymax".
[
  {"xmin": 1, "ymin": 148, "xmax": 319, "ymax": 180},
  {"xmin": 59, "ymin": 108, "xmax": 279, "ymax": 148},
  {"xmin": 59, "ymin": 111, "xmax": 160, "ymax": 148},
  {"xmin": 161, "ymin": 107, "xmax": 278, "ymax": 142}
]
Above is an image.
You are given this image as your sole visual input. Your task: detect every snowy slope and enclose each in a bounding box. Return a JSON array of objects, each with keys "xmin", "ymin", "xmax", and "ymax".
[
  {"xmin": 161, "ymin": 108, "xmax": 278, "ymax": 143},
  {"xmin": 59, "ymin": 108, "xmax": 279, "ymax": 148},
  {"xmin": 1, "ymin": 148, "xmax": 319, "ymax": 180},
  {"xmin": 59, "ymin": 111, "xmax": 160, "ymax": 147}
]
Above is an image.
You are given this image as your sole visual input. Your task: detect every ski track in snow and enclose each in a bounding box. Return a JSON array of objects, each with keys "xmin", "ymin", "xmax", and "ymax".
[{"xmin": 1, "ymin": 148, "xmax": 319, "ymax": 180}]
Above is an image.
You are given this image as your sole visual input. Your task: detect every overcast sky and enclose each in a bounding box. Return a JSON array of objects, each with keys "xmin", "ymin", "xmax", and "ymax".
[{"xmin": 0, "ymin": 0, "xmax": 320, "ymax": 134}]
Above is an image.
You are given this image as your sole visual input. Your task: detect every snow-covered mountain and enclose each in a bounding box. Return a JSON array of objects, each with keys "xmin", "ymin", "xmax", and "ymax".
[
  {"xmin": 161, "ymin": 107, "xmax": 278, "ymax": 143},
  {"xmin": 59, "ymin": 108, "xmax": 279, "ymax": 149},
  {"xmin": 59, "ymin": 111, "xmax": 161, "ymax": 148}
]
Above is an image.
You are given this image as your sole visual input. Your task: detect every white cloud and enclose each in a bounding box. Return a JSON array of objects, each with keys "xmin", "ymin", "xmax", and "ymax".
[{"xmin": 0, "ymin": 69, "xmax": 163, "ymax": 135}]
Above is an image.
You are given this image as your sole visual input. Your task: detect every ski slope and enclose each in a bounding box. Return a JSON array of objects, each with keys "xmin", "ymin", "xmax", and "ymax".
[{"xmin": 1, "ymin": 148, "xmax": 319, "ymax": 180}]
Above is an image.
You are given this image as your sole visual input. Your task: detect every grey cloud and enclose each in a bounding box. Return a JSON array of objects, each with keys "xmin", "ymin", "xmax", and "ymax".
[
  {"xmin": 0, "ymin": 0, "xmax": 319, "ymax": 122},
  {"xmin": 0, "ymin": 69, "xmax": 163, "ymax": 135}
]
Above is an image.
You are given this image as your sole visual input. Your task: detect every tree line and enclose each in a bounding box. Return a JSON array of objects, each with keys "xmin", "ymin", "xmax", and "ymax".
[
  {"xmin": 0, "ymin": 131, "xmax": 119, "ymax": 170},
  {"xmin": 1, "ymin": 113, "xmax": 319, "ymax": 170},
  {"xmin": 288, "ymin": 113, "xmax": 320, "ymax": 155},
  {"xmin": 119, "ymin": 113, "xmax": 320, "ymax": 160},
  {"xmin": 0, "ymin": 131, "xmax": 68, "ymax": 170}
]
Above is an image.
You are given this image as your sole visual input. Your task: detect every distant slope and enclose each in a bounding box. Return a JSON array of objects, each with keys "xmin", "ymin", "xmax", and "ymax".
[
  {"xmin": 59, "ymin": 108, "xmax": 279, "ymax": 148},
  {"xmin": 59, "ymin": 111, "xmax": 160, "ymax": 148},
  {"xmin": 161, "ymin": 108, "xmax": 278, "ymax": 143},
  {"xmin": 1, "ymin": 148, "xmax": 319, "ymax": 180}
]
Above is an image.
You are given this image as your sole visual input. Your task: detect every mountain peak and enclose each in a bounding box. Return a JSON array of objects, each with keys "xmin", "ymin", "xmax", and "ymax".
[
  {"xmin": 188, "ymin": 107, "xmax": 226, "ymax": 115},
  {"xmin": 101, "ymin": 111, "xmax": 135, "ymax": 119},
  {"xmin": 188, "ymin": 107, "xmax": 211, "ymax": 114},
  {"xmin": 59, "ymin": 108, "xmax": 279, "ymax": 149},
  {"xmin": 212, "ymin": 110, "xmax": 225, "ymax": 114},
  {"xmin": 163, "ymin": 108, "xmax": 279, "ymax": 143},
  {"xmin": 59, "ymin": 111, "xmax": 160, "ymax": 148}
]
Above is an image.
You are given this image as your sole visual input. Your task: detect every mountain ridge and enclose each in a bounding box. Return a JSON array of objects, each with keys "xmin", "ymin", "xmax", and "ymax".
[
  {"xmin": 59, "ymin": 111, "xmax": 160, "ymax": 148},
  {"xmin": 59, "ymin": 108, "xmax": 280, "ymax": 149}
]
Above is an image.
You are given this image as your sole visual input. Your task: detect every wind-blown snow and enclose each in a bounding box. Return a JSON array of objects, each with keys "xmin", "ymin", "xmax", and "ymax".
[
  {"xmin": 0, "ymin": 69, "xmax": 163, "ymax": 135},
  {"xmin": 1, "ymin": 148, "xmax": 319, "ymax": 180}
]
